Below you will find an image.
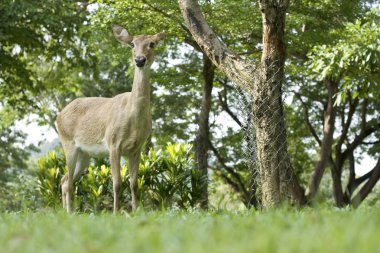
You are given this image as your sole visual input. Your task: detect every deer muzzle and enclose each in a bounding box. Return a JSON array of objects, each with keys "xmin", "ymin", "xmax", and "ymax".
[{"xmin": 135, "ymin": 56, "xmax": 147, "ymax": 67}]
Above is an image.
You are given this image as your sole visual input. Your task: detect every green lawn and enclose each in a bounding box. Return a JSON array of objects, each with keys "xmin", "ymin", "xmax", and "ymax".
[{"xmin": 0, "ymin": 208, "xmax": 378, "ymax": 253}]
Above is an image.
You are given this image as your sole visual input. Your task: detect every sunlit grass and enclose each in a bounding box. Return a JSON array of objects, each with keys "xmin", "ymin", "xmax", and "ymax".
[{"xmin": 0, "ymin": 208, "xmax": 378, "ymax": 253}]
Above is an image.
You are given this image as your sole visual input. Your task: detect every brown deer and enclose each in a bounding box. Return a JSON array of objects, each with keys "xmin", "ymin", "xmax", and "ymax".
[{"xmin": 57, "ymin": 25, "xmax": 165, "ymax": 213}]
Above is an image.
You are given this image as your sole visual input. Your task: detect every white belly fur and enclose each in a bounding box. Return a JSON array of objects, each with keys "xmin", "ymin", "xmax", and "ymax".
[{"xmin": 75, "ymin": 140, "xmax": 109, "ymax": 156}]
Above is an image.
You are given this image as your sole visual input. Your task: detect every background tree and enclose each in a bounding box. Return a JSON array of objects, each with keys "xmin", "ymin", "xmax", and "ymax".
[
  {"xmin": 302, "ymin": 7, "xmax": 380, "ymax": 207},
  {"xmin": 178, "ymin": 0, "xmax": 307, "ymax": 208},
  {"xmin": 0, "ymin": 0, "xmax": 88, "ymax": 175}
]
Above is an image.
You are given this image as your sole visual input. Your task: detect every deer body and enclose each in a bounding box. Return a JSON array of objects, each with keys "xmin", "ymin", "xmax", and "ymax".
[{"xmin": 57, "ymin": 25, "xmax": 164, "ymax": 213}]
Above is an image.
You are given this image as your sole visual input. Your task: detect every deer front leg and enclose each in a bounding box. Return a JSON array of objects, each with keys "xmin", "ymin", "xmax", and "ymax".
[
  {"xmin": 110, "ymin": 147, "xmax": 121, "ymax": 214},
  {"xmin": 129, "ymin": 151, "xmax": 141, "ymax": 211},
  {"xmin": 61, "ymin": 173, "xmax": 68, "ymax": 209}
]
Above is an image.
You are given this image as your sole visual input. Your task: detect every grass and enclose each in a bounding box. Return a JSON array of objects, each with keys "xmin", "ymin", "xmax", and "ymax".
[{"xmin": 0, "ymin": 208, "xmax": 379, "ymax": 253}]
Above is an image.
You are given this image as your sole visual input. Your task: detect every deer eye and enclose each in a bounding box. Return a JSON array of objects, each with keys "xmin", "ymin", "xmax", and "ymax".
[
  {"xmin": 149, "ymin": 42, "xmax": 155, "ymax": 48},
  {"xmin": 130, "ymin": 42, "xmax": 135, "ymax": 48}
]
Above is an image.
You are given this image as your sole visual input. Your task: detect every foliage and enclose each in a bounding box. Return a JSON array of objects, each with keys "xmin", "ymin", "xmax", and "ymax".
[
  {"xmin": 1, "ymin": 209, "xmax": 380, "ymax": 253},
  {"xmin": 285, "ymin": 105, "xmax": 317, "ymax": 184},
  {"xmin": 0, "ymin": 0, "xmax": 88, "ymax": 174},
  {"xmin": 284, "ymin": 4, "xmax": 380, "ymax": 201},
  {"xmin": 0, "ymin": 127, "xmax": 33, "ymax": 173},
  {"xmin": 307, "ymin": 7, "xmax": 380, "ymax": 104},
  {"xmin": 0, "ymin": 168, "xmax": 40, "ymax": 212},
  {"xmin": 36, "ymin": 143, "xmax": 206, "ymax": 212},
  {"xmin": 0, "ymin": 0, "xmax": 88, "ymax": 113},
  {"xmin": 0, "ymin": 106, "xmax": 37, "ymax": 174}
]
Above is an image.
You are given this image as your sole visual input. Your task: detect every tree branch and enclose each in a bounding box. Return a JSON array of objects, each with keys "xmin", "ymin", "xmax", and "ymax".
[
  {"xmin": 293, "ymin": 91, "xmax": 321, "ymax": 146},
  {"xmin": 360, "ymin": 98, "xmax": 368, "ymax": 130},
  {"xmin": 217, "ymin": 79, "xmax": 243, "ymax": 127},
  {"xmin": 347, "ymin": 167, "xmax": 375, "ymax": 199},
  {"xmin": 351, "ymin": 156, "xmax": 380, "ymax": 208},
  {"xmin": 336, "ymin": 93, "xmax": 358, "ymax": 154},
  {"xmin": 141, "ymin": 0, "xmax": 203, "ymax": 52},
  {"xmin": 207, "ymin": 139, "xmax": 248, "ymax": 197},
  {"xmin": 343, "ymin": 122, "xmax": 380, "ymax": 160},
  {"xmin": 211, "ymin": 168, "xmax": 241, "ymax": 195},
  {"xmin": 178, "ymin": 0, "xmax": 256, "ymax": 91}
]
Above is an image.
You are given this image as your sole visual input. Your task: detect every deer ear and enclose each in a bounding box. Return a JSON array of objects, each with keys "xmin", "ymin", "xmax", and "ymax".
[
  {"xmin": 153, "ymin": 31, "xmax": 165, "ymax": 47},
  {"xmin": 112, "ymin": 25, "xmax": 133, "ymax": 45}
]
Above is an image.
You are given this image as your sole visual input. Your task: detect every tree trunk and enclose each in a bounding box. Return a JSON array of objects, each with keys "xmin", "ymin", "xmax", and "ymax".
[
  {"xmin": 178, "ymin": 0, "xmax": 303, "ymax": 209},
  {"xmin": 252, "ymin": 0, "xmax": 290, "ymax": 208},
  {"xmin": 196, "ymin": 54, "xmax": 215, "ymax": 209},
  {"xmin": 330, "ymin": 157, "xmax": 346, "ymax": 207},
  {"xmin": 306, "ymin": 77, "xmax": 338, "ymax": 199}
]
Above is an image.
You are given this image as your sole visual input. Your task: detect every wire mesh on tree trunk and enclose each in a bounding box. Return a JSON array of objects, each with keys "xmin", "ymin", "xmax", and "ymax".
[
  {"xmin": 232, "ymin": 84, "xmax": 260, "ymax": 207},
  {"xmin": 231, "ymin": 64, "xmax": 292, "ymax": 208}
]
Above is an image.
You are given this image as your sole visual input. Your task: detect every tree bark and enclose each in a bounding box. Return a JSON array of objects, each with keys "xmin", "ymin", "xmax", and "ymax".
[
  {"xmin": 255, "ymin": 0, "xmax": 292, "ymax": 208},
  {"xmin": 196, "ymin": 54, "xmax": 215, "ymax": 209},
  {"xmin": 178, "ymin": 0, "xmax": 302, "ymax": 208}
]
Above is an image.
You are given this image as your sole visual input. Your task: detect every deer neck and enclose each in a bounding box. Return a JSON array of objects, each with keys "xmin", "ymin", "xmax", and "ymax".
[{"xmin": 131, "ymin": 67, "xmax": 151, "ymax": 101}]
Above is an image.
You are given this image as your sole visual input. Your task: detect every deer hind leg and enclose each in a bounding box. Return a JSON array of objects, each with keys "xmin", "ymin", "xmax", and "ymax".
[
  {"xmin": 62, "ymin": 150, "xmax": 90, "ymax": 212},
  {"xmin": 110, "ymin": 147, "xmax": 121, "ymax": 214},
  {"xmin": 61, "ymin": 143, "xmax": 80, "ymax": 213},
  {"xmin": 129, "ymin": 151, "xmax": 141, "ymax": 211}
]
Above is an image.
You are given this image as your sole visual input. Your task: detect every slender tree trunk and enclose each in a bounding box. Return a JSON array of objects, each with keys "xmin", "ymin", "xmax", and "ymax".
[
  {"xmin": 196, "ymin": 54, "xmax": 215, "ymax": 209},
  {"xmin": 306, "ymin": 77, "xmax": 338, "ymax": 199},
  {"xmin": 330, "ymin": 157, "xmax": 346, "ymax": 207}
]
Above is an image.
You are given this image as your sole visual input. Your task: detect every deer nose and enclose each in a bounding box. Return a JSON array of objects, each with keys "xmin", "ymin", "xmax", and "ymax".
[{"xmin": 135, "ymin": 56, "xmax": 147, "ymax": 67}]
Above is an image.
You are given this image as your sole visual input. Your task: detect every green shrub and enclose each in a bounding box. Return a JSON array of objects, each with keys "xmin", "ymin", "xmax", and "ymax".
[
  {"xmin": 36, "ymin": 151, "xmax": 66, "ymax": 209},
  {"xmin": 128, "ymin": 143, "xmax": 205, "ymax": 210},
  {"xmin": 0, "ymin": 168, "xmax": 40, "ymax": 212},
  {"xmin": 36, "ymin": 143, "xmax": 206, "ymax": 212}
]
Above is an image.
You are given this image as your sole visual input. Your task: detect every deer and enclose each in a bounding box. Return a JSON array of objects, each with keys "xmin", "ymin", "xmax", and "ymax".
[{"xmin": 57, "ymin": 25, "xmax": 165, "ymax": 213}]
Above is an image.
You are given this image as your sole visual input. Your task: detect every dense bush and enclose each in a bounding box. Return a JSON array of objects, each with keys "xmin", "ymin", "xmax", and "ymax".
[
  {"xmin": 36, "ymin": 143, "xmax": 206, "ymax": 212},
  {"xmin": 0, "ymin": 168, "xmax": 40, "ymax": 212}
]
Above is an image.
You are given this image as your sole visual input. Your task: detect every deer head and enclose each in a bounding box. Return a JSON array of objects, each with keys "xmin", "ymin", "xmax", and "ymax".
[{"xmin": 112, "ymin": 24, "xmax": 165, "ymax": 68}]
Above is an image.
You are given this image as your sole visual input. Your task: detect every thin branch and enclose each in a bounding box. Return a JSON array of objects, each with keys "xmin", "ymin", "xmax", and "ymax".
[
  {"xmin": 336, "ymin": 93, "xmax": 358, "ymax": 154},
  {"xmin": 362, "ymin": 140, "xmax": 380, "ymax": 145},
  {"xmin": 360, "ymin": 98, "xmax": 369, "ymax": 130},
  {"xmin": 217, "ymin": 79, "xmax": 243, "ymax": 127},
  {"xmin": 293, "ymin": 91, "xmax": 321, "ymax": 146},
  {"xmin": 210, "ymin": 167, "xmax": 241, "ymax": 193},
  {"xmin": 343, "ymin": 122, "xmax": 380, "ymax": 160},
  {"xmin": 215, "ymin": 77, "xmax": 234, "ymax": 90},
  {"xmin": 141, "ymin": 0, "xmax": 202, "ymax": 52},
  {"xmin": 207, "ymin": 139, "xmax": 248, "ymax": 196}
]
